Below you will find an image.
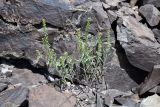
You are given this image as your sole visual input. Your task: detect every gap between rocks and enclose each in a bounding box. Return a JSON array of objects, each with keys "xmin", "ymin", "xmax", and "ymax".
[
  {"xmin": 33, "ymin": 21, "xmax": 64, "ymax": 31},
  {"xmin": 0, "ymin": 15, "xmax": 17, "ymax": 26},
  {"xmin": 0, "ymin": 57, "xmax": 48, "ymax": 76}
]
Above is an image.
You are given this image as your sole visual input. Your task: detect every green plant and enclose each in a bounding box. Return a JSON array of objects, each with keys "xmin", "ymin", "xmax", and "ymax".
[
  {"xmin": 75, "ymin": 18, "xmax": 111, "ymax": 83},
  {"xmin": 37, "ymin": 18, "xmax": 111, "ymax": 87}
]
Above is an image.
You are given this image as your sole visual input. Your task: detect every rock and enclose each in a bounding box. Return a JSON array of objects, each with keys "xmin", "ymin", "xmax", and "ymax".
[
  {"xmin": 153, "ymin": 29, "xmax": 160, "ymax": 44},
  {"xmin": 104, "ymin": 48, "xmax": 139, "ymax": 92},
  {"xmin": 0, "ymin": 0, "xmax": 113, "ymax": 69},
  {"xmin": 0, "ymin": 30, "xmax": 45, "ymax": 66},
  {"xmin": 137, "ymin": 65, "xmax": 160, "ymax": 95},
  {"xmin": 104, "ymin": 95, "xmax": 113, "ymax": 107},
  {"xmin": 105, "ymin": 62, "xmax": 139, "ymax": 91},
  {"xmin": 104, "ymin": 89, "xmax": 132, "ymax": 98},
  {"xmin": 29, "ymin": 84, "xmax": 76, "ymax": 107},
  {"xmin": 96, "ymin": 93, "xmax": 103, "ymax": 107},
  {"xmin": 123, "ymin": 99, "xmax": 139, "ymax": 107},
  {"xmin": 115, "ymin": 94, "xmax": 140, "ymax": 105},
  {"xmin": 140, "ymin": 94, "xmax": 160, "ymax": 107},
  {"xmin": 130, "ymin": 0, "xmax": 138, "ymax": 7},
  {"xmin": 102, "ymin": 2, "xmax": 111, "ymax": 10},
  {"xmin": 0, "ymin": 0, "xmax": 75, "ymax": 67},
  {"xmin": 116, "ymin": 6, "xmax": 142, "ymax": 21},
  {"xmin": 139, "ymin": 4, "xmax": 160, "ymax": 27},
  {"xmin": 0, "ymin": 83, "xmax": 8, "ymax": 92},
  {"xmin": 104, "ymin": 89, "xmax": 133, "ymax": 106},
  {"xmin": 117, "ymin": 16, "xmax": 160, "ymax": 72},
  {"xmin": 10, "ymin": 68, "xmax": 47, "ymax": 88},
  {"xmin": 102, "ymin": 0, "xmax": 125, "ymax": 8},
  {"xmin": 0, "ymin": 0, "xmax": 73, "ymax": 29},
  {"xmin": 149, "ymin": 86, "xmax": 160, "ymax": 94},
  {"xmin": 0, "ymin": 86, "xmax": 29, "ymax": 107},
  {"xmin": 142, "ymin": 0, "xmax": 160, "ymax": 8},
  {"xmin": 107, "ymin": 10, "xmax": 118, "ymax": 24}
]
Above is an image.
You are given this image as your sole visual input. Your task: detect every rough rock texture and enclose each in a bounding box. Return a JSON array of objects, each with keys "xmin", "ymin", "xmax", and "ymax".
[
  {"xmin": 105, "ymin": 49, "xmax": 139, "ymax": 92},
  {"xmin": 0, "ymin": 86, "xmax": 29, "ymax": 107},
  {"xmin": 117, "ymin": 16, "xmax": 160, "ymax": 72},
  {"xmin": 139, "ymin": 4, "xmax": 160, "ymax": 27},
  {"xmin": 29, "ymin": 85, "xmax": 76, "ymax": 107},
  {"xmin": 142, "ymin": 0, "xmax": 160, "ymax": 8},
  {"xmin": 0, "ymin": 83, "xmax": 7, "ymax": 92},
  {"xmin": 0, "ymin": 0, "xmax": 113, "ymax": 68},
  {"xmin": 0, "ymin": 0, "xmax": 160, "ymax": 106},
  {"xmin": 153, "ymin": 29, "xmax": 160, "ymax": 44},
  {"xmin": 10, "ymin": 68, "xmax": 47, "ymax": 88}
]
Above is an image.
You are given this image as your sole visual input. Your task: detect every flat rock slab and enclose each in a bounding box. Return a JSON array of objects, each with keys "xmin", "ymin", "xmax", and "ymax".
[{"xmin": 29, "ymin": 85, "xmax": 76, "ymax": 107}]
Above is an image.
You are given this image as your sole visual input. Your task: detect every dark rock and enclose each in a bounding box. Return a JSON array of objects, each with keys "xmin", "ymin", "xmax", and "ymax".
[
  {"xmin": 0, "ymin": 86, "xmax": 29, "ymax": 107},
  {"xmin": 137, "ymin": 65, "xmax": 160, "ymax": 95},
  {"xmin": 0, "ymin": 83, "xmax": 8, "ymax": 92},
  {"xmin": 0, "ymin": 30, "xmax": 45, "ymax": 66},
  {"xmin": 142, "ymin": 0, "xmax": 160, "ymax": 8},
  {"xmin": 0, "ymin": 0, "xmax": 113, "ymax": 69},
  {"xmin": 29, "ymin": 84, "xmax": 76, "ymax": 107},
  {"xmin": 79, "ymin": 2, "xmax": 111, "ymax": 35},
  {"xmin": 153, "ymin": 29, "xmax": 160, "ymax": 44},
  {"xmin": 0, "ymin": 0, "xmax": 73, "ymax": 29},
  {"xmin": 139, "ymin": 4, "xmax": 160, "ymax": 27},
  {"xmin": 105, "ymin": 63, "xmax": 138, "ymax": 91},
  {"xmin": 117, "ymin": 16, "xmax": 160, "ymax": 72},
  {"xmin": 105, "ymin": 49, "xmax": 140, "ymax": 92}
]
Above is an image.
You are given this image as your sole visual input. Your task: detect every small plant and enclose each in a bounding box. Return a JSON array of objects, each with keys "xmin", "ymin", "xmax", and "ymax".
[
  {"xmin": 36, "ymin": 19, "xmax": 75, "ymax": 86},
  {"xmin": 37, "ymin": 18, "xmax": 111, "ymax": 87}
]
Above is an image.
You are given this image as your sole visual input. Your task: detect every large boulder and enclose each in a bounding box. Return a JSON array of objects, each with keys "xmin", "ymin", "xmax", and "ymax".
[
  {"xmin": 117, "ymin": 16, "xmax": 160, "ymax": 72},
  {"xmin": 0, "ymin": 0, "xmax": 112, "ymax": 68},
  {"xmin": 139, "ymin": 4, "xmax": 160, "ymax": 27}
]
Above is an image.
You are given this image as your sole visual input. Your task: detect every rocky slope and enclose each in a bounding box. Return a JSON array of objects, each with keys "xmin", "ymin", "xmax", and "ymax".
[{"xmin": 0, "ymin": 0, "xmax": 160, "ymax": 107}]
